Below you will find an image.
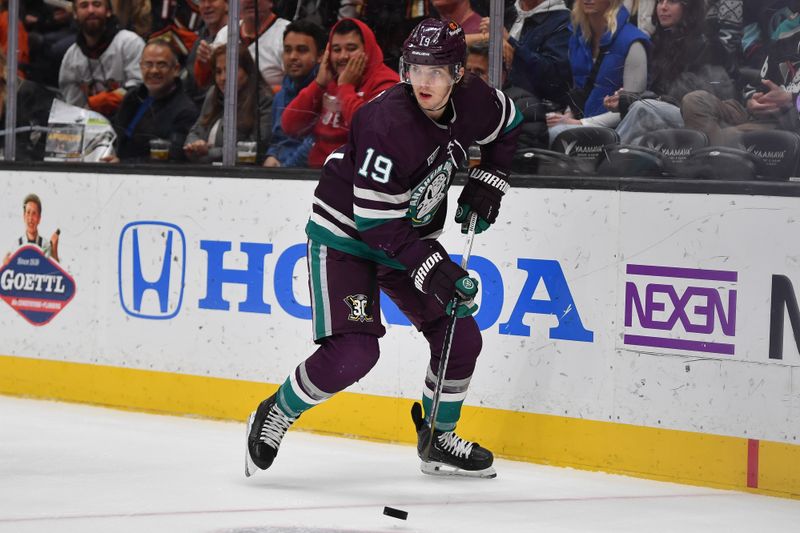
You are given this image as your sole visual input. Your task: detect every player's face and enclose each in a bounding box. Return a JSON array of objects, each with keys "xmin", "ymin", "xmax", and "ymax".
[
  {"xmin": 74, "ymin": 0, "xmax": 110, "ymax": 36},
  {"xmin": 329, "ymin": 31, "xmax": 364, "ymax": 76},
  {"xmin": 408, "ymin": 64, "xmax": 460, "ymax": 118},
  {"xmin": 23, "ymin": 202, "xmax": 41, "ymax": 237},
  {"xmin": 214, "ymin": 54, "xmax": 248, "ymax": 92},
  {"xmin": 199, "ymin": 0, "xmax": 227, "ymax": 27},
  {"xmin": 283, "ymin": 32, "xmax": 321, "ymax": 80},
  {"xmin": 141, "ymin": 45, "xmax": 180, "ymax": 99},
  {"xmin": 466, "ymin": 53, "xmax": 489, "ymax": 84},
  {"xmin": 657, "ymin": 0, "xmax": 684, "ymax": 28}
]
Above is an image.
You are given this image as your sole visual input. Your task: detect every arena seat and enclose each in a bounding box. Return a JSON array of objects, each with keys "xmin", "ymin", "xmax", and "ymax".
[
  {"xmin": 595, "ymin": 145, "xmax": 669, "ymax": 177},
  {"xmin": 677, "ymin": 146, "xmax": 762, "ymax": 181},
  {"xmin": 512, "ymin": 147, "xmax": 584, "ymax": 176},
  {"xmin": 740, "ymin": 130, "xmax": 800, "ymax": 181},
  {"xmin": 637, "ymin": 128, "xmax": 709, "ymax": 172},
  {"xmin": 550, "ymin": 126, "xmax": 620, "ymax": 175},
  {"xmin": 551, "ymin": 126, "xmax": 620, "ymax": 159}
]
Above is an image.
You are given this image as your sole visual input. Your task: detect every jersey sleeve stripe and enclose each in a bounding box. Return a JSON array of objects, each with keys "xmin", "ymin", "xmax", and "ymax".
[
  {"xmin": 323, "ymin": 150, "xmax": 345, "ymax": 166},
  {"xmin": 474, "ymin": 88, "xmax": 509, "ymax": 146},
  {"xmin": 354, "ymin": 214, "xmax": 395, "ymax": 231},
  {"xmin": 353, "ymin": 205, "xmax": 407, "ymax": 220},
  {"xmin": 314, "ymin": 197, "xmax": 356, "ymax": 229},
  {"xmin": 353, "ymin": 185, "xmax": 412, "ymax": 204},
  {"xmin": 504, "ymin": 101, "xmax": 523, "ymax": 133},
  {"xmin": 310, "ymin": 211, "xmax": 352, "ymax": 239}
]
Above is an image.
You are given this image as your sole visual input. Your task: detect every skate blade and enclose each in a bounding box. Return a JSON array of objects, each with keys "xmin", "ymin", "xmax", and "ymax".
[
  {"xmin": 244, "ymin": 412, "xmax": 257, "ymax": 478},
  {"xmin": 420, "ymin": 460, "xmax": 497, "ymax": 479}
]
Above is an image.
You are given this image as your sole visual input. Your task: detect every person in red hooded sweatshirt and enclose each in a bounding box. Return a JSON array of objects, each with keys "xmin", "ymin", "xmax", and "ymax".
[{"xmin": 280, "ymin": 17, "xmax": 399, "ymax": 168}]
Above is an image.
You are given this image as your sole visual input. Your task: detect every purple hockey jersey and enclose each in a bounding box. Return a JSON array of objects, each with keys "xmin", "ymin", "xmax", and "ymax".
[{"xmin": 305, "ymin": 75, "xmax": 521, "ymax": 272}]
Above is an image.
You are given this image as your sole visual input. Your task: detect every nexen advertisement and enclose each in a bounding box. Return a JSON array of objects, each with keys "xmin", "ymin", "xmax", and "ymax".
[
  {"xmin": 116, "ymin": 220, "xmax": 595, "ymax": 343},
  {"xmin": 623, "ymin": 264, "xmax": 737, "ymax": 356}
]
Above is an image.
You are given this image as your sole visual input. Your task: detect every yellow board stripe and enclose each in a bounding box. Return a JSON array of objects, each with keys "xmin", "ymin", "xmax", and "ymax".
[{"xmin": 0, "ymin": 354, "xmax": 797, "ymax": 499}]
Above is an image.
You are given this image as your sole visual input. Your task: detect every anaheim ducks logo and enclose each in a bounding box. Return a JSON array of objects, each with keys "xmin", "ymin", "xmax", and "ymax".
[{"xmin": 410, "ymin": 160, "xmax": 454, "ymax": 226}]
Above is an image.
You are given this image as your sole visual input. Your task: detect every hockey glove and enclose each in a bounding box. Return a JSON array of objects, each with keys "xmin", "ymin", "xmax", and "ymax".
[
  {"xmin": 455, "ymin": 167, "xmax": 510, "ymax": 234},
  {"xmin": 411, "ymin": 244, "xmax": 479, "ymax": 318}
]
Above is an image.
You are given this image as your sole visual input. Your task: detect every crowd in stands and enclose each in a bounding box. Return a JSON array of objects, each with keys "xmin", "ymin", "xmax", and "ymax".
[{"xmin": 2, "ymin": 0, "xmax": 800, "ymax": 179}]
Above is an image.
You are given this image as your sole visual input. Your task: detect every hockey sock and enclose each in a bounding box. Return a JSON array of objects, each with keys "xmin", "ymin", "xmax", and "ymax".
[
  {"xmin": 275, "ymin": 373, "xmax": 325, "ymax": 419},
  {"xmin": 420, "ymin": 393, "xmax": 464, "ymax": 432}
]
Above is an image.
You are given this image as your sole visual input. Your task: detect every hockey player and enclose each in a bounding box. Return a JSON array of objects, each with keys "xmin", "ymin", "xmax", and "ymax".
[{"xmin": 246, "ymin": 18, "xmax": 521, "ymax": 479}]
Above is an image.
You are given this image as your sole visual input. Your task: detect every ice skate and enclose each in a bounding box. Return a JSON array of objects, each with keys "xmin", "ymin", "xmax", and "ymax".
[
  {"xmin": 411, "ymin": 402, "xmax": 496, "ymax": 479},
  {"xmin": 245, "ymin": 393, "xmax": 297, "ymax": 477}
]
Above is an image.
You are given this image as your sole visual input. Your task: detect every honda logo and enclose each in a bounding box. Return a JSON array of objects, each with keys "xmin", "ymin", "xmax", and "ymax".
[{"xmin": 118, "ymin": 221, "xmax": 186, "ymax": 319}]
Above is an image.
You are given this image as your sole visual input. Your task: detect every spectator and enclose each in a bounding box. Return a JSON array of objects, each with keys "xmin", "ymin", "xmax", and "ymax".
[
  {"xmin": 360, "ymin": 0, "xmax": 435, "ymax": 71},
  {"xmin": 23, "ymin": 2, "xmax": 75, "ymax": 87},
  {"xmin": 58, "ymin": 0, "xmax": 146, "ymax": 118},
  {"xmin": 1, "ymin": 1, "xmax": 30, "ymax": 77},
  {"xmin": 109, "ymin": 40, "xmax": 198, "ymax": 162},
  {"xmin": 110, "ymin": 0, "xmax": 152, "ymax": 37},
  {"xmin": 186, "ymin": 0, "xmax": 228, "ymax": 104},
  {"xmin": 2, "ymin": 4, "xmax": 30, "ymax": 79},
  {"xmin": 281, "ymin": 18, "xmax": 399, "ymax": 167},
  {"xmin": 150, "ymin": 0, "xmax": 203, "ymax": 36},
  {"xmin": 264, "ymin": 19, "xmax": 325, "ymax": 167},
  {"xmin": 184, "ymin": 44, "xmax": 273, "ymax": 163},
  {"xmin": 212, "ymin": 0, "xmax": 291, "ymax": 89},
  {"xmin": 481, "ymin": 0, "xmax": 571, "ymax": 107},
  {"xmin": 433, "ymin": 0, "xmax": 482, "ymax": 33},
  {"xmin": 740, "ymin": 0, "xmax": 787, "ymax": 74},
  {"xmin": 623, "ymin": 0, "xmax": 655, "ymax": 34},
  {"xmin": 546, "ymin": 0, "xmax": 649, "ymax": 142},
  {"xmin": 273, "ymin": 0, "xmax": 358, "ymax": 26},
  {"xmin": 614, "ymin": 0, "xmax": 736, "ymax": 143},
  {"xmin": 3, "ymin": 194, "xmax": 59, "ymax": 266},
  {"xmin": 706, "ymin": 0, "xmax": 743, "ymax": 61},
  {"xmin": 0, "ymin": 51, "xmax": 54, "ymax": 161},
  {"xmin": 147, "ymin": 2, "xmax": 201, "ymax": 66},
  {"xmin": 682, "ymin": 5, "xmax": 800, "ymax": 145},
  {"xmin": 466, "ymin": 40, "xmax": 548, "ymax": 148}
]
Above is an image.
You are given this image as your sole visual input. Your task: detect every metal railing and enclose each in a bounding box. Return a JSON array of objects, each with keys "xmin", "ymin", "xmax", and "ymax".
[{"xmin": 1, "ymin": 1, "xmax": 506, "ymax": 164}]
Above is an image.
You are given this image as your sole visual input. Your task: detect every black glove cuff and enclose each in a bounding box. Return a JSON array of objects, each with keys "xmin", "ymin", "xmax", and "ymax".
[
  {"xmin": 413, "ymin": 247, "xmax": 447, "ymax": 292},
  {"xmin": 410, "ymin": 243, "xmax": 469, "ymax": 308}
]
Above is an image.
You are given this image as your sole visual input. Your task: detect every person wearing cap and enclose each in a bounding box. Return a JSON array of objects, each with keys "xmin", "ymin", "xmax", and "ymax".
[{"xmin": 244, "ymin": 18, "xmax": 521, "ymax": 480}]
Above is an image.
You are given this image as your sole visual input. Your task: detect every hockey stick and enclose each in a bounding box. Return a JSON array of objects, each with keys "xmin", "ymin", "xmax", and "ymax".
[{"xmin": 423, "ymin": 211, "xmax": 478, "ymax": 460}]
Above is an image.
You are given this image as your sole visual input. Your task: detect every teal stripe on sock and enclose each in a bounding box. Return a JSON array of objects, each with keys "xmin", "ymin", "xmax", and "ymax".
[
  {"xmin": 277, "ymin": 377, "xmax": 315, "ymax": 418},
  {"xmin": 421, "ymin": 395, "xmax": 462, "ymax": 432}
]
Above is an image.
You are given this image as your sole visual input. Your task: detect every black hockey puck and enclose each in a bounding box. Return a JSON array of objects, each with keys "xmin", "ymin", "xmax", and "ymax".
[{"xmin": 383, "ymin": 506, "xmax": 408, "ymax": 520}]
